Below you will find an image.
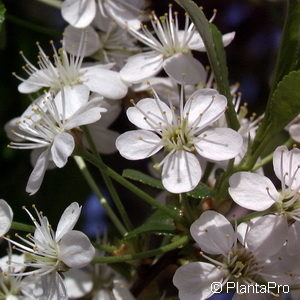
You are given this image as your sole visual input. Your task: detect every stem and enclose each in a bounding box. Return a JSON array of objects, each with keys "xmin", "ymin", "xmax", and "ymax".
[
  {"xmin": 235, "ymin": 211, "xmax": 270, "ymax": 225},
  {"xmin": 73, "ymin": 155, "xmax": 127, "ymax": 236},
  {"xmin": 11, "ymin": 222, "xmax": 35, "ymax": 233},
  {"xmin": 180, "ymin": 194, "xmax": 195, "ymax": 223},
  {"xmin": 83, "ymin": 127, "xmax": 133, "ymax": 231},
  {"xmin": 92, "ymin": 235, "xmax": 189, "ymax": 264},
  {"xmin": 34, "ymin": 0, "xmax": 61, "ymax": 8},
  {"xmin": 93, "ymin": 243, "xmax": 118, "ymax": 253},
  {"xmin": 78, "ymin": 149, "xmax": 185, "ymax": 225}
]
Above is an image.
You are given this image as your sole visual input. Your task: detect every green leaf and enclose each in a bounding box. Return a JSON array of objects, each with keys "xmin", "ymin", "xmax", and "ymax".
[
  {"xmin": 187, "ymin": 183, "xmax": 213, "ymax": 199},
  {"xmin": 174, "ymin": 0, "xmax": 240, "ymax": 130},
  {"xmin": 124, "ymin": 207, "xmax": 178, "ymax": 239},
  {"xmin": 271, "ymin": 0, "xmax": 300, "ymax": 93},
  {"xmin": 122, "ymin": 169, "xmax": 163, "ymax": 189},
  {"xmin": 269, "ymin": 70, "xmax": 300, "ymax": 132}
]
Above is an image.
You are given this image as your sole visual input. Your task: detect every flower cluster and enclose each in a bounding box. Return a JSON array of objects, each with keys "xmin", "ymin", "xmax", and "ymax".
[{"xmin": 2, "ymin": 0, "xmax": 300, "ymax": 299}]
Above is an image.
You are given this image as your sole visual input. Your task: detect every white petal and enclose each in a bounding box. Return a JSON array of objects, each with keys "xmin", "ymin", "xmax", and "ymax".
[
  {"xmin": 104, "ymin": 0, "xmax": 142, "ymax": 30},
  {"xmin": 246, "ymin": 214, "xmax": 288, "ymax": 259},
  {"xmin": 54, "ymin": 85, "xmax": 90, "ymax": 120},
  {"xmin": 40, "ymin": 273, "xmax": 67, "ymax": 300},
  {"xmin": 273, "ymin": 145, "xmax": 300, "ymax": 190},
  {"xmin": 61, "ymin": 0, "xmax": 96, "ymax": 28},
  {"xmin": 287, "ymin": 222, "xmax": 300, "ymax": 255},
  {"xmin": 116, "ymin": 130, "xmax": 162, "ymax": 160},
  {"xmin": 173, "ymin": 262, "xmax": 224, "ymax": 300},
  {"xmin": 120, "ymin": 51, "xmax": 164, "ymax": 84},
  {"xmin": 112, "ymin": 278, "xmax": 135, "ymax": 300},
  {"xmin": 127, "ymin": 97, "xmax": 173, "ymax": 131},
  {"xmin": 26, "ymin": 148, "xmax": 50, "ymax": 195},
  {"xmin": 83, "ymin": 127, "xmax": 119, "ymax": 154},
  {"xmin": 63, "ymin": 25, "xmax": 101, "ymax": 57},
  {"xmin": 83, "ymin": 67, "xmax": 128, "ymax": 99},
  {"xmin": 184, "ymin": 89, "xmax": 227, "ymax": 129},
  {"xmin": 51, "ymin": 132, "xmax": 75, "ymax": 168},
  {"xmin": 163, "ymin": 54, "xmax": 206, "ymax": 85},
  {"xmin": 190, "ymin": 210, "xmax": 235, "ymax": 255},
  {"xmin": 0, "ymin": 254, "xmax": 24, "ymax": 273},
  {"xmin": 289, "ymin": 124, "xmax": 300, "ymax": 143},
  {"xmin": 17, "ymin": 70, "xmax": 50, "ymax": 93},
  {"xmin": 162, "ymin": 151, "xmax": 202, "ymax": 194},
  {"xmin": 229, "ymin": 172, "xmax": 278, "ymax": 211},
  {"xmin": 59, "ymin": 230, "xmax": 95, "ymax": 268},
  {"xmin": 64, "ymin": 98, "xmax": 106, "ymax": 129},
  {"xmin": 64, "ymin": 269, "xmax": 93, "ymax": 298},
  {"xmin": 189, "ymin": 31, "xmax": 235, "ymax": 51},
  {"xmin": 56, "ymin": 202, "xmax": 81, "ymax": 241},
  {"xmin": 0, "ymin": 200, "xmax": 13, "ymax": 236},
  {"xmin": 195, "ymin": 128, "xmax": 243, "ymax": 161}
]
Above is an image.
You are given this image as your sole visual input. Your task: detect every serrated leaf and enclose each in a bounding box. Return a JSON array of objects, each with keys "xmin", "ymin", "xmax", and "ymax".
[
  {"xmin": 122, "ymin": 169, "xmax": 163, "ymax": 189},
  {"xmin": 124, "ymin": 207, "xmax": 178, "ymax": 239},
  {"xmin": 271, "ymin": 0, "xmax": 300, "ymax": 93},
  {"xmin": 175, "ymin": 0, "xmax": 239, "ymax": 130},
  {"xmin": 269, "ymin": 70, "xmax": 300, "ymax": 132}
]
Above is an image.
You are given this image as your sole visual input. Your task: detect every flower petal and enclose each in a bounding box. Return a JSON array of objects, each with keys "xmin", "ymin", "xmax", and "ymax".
[
  {"xmin": 63, "ymin": 25, "xmax": 101, "ymax": 57},
  {"xmin": 289, "ymin": 124, "xmax": 300, "ymax": 143},
  {"xmin": 59, "ymin": 230, "xmax": 95, "ymax": 268},
  {"xmin": 189, "ymin": 31, "xmax": 235, "ymax": 51},
  {"xmin": 0, "ymin": 200, "xmax": 13, "ymax": 236},
  {"xmin": 64, "ymin": 98, "xmax": 106, "ymax": 130},
  {"xmin": 64, "ymin": 269, "xmax": 93, "ymax": 298},
  {"xmin": 54, "ymin": 85, "xmax": 90, "ymax": 120},
  {"xmin": 173, "ymin": 262, "xmax": 225, "ymax": 300},
  {"xmin": 116, "ymin": 130, "xmax": 162, "ymax": 160},
  {"xmin": 163, "ymin": 54, "xmax": 206, "ymax": 85},
  {"xmin": 120, "ymin": 51, "xmax": 164, "ymax": 84},
  {"xmin": 18, "ymin": 70, "xmax": 51, "ymax": 93},
  {"xmin": 51, "ymin": 132, "xmax": 75, "ymax": 168},
  {"xmin": 273, "ymin": 145, "xmax": 300, "ymax": 190},
  {"xmin": 246, "ymin": 214, "xmax": 288, "ymax": 258},
  {"xmin": 40, "ymin": 273, "xmax": 67, "ymax": 300},
  {"xmin": 229, "ymin": 172, "xmax": 278, "ymax": 211},
  {"xmin": 26, "ymin": 148, "xmax": 50, "ymax": 195},
  {"xmin": 112, "ymin": 278, "xmax": 135, "ymax": 300},
  {"xmin": 103, "ymin": 0, "xmax": 142, "ymax": 30},
  {"xmin": 56, "ymin": 202, "xmax": 81, "ymax": 241},
  {"xmin": 190, "ymin": 210, "xmax": 235, "ymax": 255},
  {"xmin": 287, "ymin": 222, "xmax": 300, "ymax": 255},
  {"xmin": 83, "ymin": 67, "xmax": 128, "ymax": 99},
  {"xmin": 184, "ymin": 89, "xmax": 227, "ymax": 130},
  {"xmin": 61, "ymin": 0, "xmax": 96, "ymax": 28},
  {"xmin": 83, "ymin": 127, "xmax": 119, "ymax": 154},
  {"xmin": 127, "ymin": 97, "xmax": 173, "ymax": 131},
  {"xmin": 195, "ymin": 128, "xmax": 243, "ymax": 161},
  {"xmin": 162, "ymin": 150, "xmax": 202, "ymax": 193}
]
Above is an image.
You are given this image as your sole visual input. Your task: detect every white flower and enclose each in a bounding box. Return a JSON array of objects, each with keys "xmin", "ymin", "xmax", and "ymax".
[
  {"xmin": 64, "ymin": 264, "xmax": 135, "ymax": 300},
  {"xmin": 173, "ymin": 211, "xmax": 288, "ymax": 300},
  {"xmin": 61, "ymin": 0, "xmax": 146, "ymax": 29},
  {"xmin": 5, "ymin": 202, "xmax": 95, "ymax": 300},
  {"xmin": 83, "ymin": 96, "xmax": 122, "ymax": 154},
  {"xmin": 229, "ymin": 145, "xmax": 300, "ymax": 220},
  {"xmin": 14, "ymin": 41, "xmax": 128, "ymax": 100},
  {"xmin": 7, "ymin": 90, "xmax": 106, "ymax": 195},
  {"xmin": 0, "ymin": 200, "xmax": 13, "ymax": 236},
  {"xmin": 63, "ymin": 20, "xmax": 140, "ymax": 69},
  {"xmin": 120, "ymin": 5, "xmax": 235, "ymax": 84},
  {"xmin": 116, "ymin": 88, "xmax": 243, "ymax": 193}
]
